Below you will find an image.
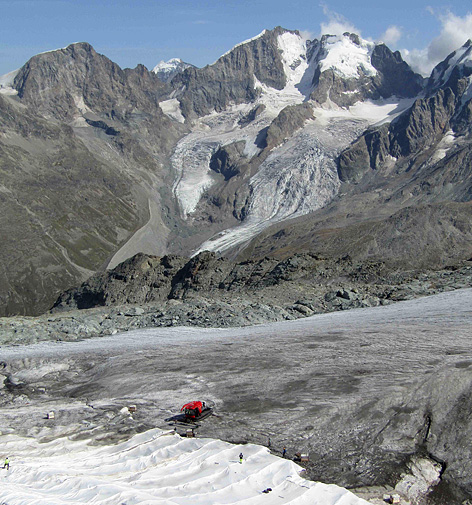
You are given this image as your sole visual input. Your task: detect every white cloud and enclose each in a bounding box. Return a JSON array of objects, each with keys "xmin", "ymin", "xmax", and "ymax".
[
  {"xmin": 380, "ymin": 26, "xmax": 402, "ymax": 46},
  {"xmin": 319, "ymin": 4, "xmax": 359, "ymax": 37},
  {"xmin": 299, "ymin": 29, "xmax": 315, "ymax": 41},
  {"xmin": 401, "ymin": 47, "xmax": 430, "ymax": 76},
  {"xmin": 403, "ymin": 11, "xmax": 472, "ymax": 76}
]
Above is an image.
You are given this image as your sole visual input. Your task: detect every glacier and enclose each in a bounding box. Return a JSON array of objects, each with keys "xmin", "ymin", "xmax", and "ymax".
[{"xmin": 169, "ymin": 31, "xmax": 417, "ymax": 255}]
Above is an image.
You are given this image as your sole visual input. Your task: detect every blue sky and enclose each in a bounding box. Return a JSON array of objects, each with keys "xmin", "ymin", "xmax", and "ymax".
[{"xmin": 1, "ymin": 0, "xmax": 472, "ymax": 76}]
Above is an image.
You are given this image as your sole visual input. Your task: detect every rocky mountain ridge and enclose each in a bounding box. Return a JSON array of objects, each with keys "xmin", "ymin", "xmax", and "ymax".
[
  {"xmin": 0, "ymin": 250, "xmax": 465, "ymax": 345},
  {"xmin": 0, "ymin": 27, "xmax": 471, "ymax": 315}
]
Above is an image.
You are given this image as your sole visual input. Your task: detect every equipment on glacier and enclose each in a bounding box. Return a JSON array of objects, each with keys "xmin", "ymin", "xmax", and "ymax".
[{"xmin": 181, "ymin": 401, "xmax": 212, "ymax": 420}]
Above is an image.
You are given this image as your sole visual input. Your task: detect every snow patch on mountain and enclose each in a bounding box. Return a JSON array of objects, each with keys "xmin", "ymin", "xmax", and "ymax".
[
  {"xmin": 152, "ymin": 57, "xmax": 184, "ymax": 73},
  {"xmin": 277, "ymin": 32, "xmax": 313, "ymax": 98},
  {"xmin": 0, "ymin": 68, "xmax": 19, "ymax": 95},
  {"xmin": 159, "ymin": 98, "xmax": 185, "ymax": 123},
  {"xmin": 251, "ymin": 32, "xmax": 314, "ymax": 108},
  {"xmin": 429, "ymin": 130, "xmax": 456, "ymax": 164},
  {"xmin": 72, "ymin": 94, "xmax": 91, "ymax": 115},
  {"xmin": 319, "ymin": 34, "xmax": 377, "ymax": 79},
  {"xmin": 314, "ymin": 96, "xmax": 416, "ymax": 126}
]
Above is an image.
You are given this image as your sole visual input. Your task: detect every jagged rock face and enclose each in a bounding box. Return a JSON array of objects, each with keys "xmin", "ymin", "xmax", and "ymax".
[
  {"xmin": 310, "ymin": 34, "xmax": 423, "ymax": 107},
  {"xmin": 170, "ymin": 27, "xmax": 289, "ymax": 119},
  {"xmin": 337, "ymin": 86, "xmax": 462, "ymax": 183},
  {"xmin": 52, "ymin": 253, "xmax": 187, "ymax": 311},
  {"xmin": 370, "ymin": 43, "xmax": 424, "ymax": 98},
  {"xmin": 13, "ymin": 43, "xmax": 168, "ymax": 122},
  {"xmin": 337, "ymin": 41, "xmax": 472, "ymax": 184},
  {"xmin": 11, "ymin": 43, "xmax": 184, "ymax": 158},
  {"xmin": 427, "ymin": 40, "xmax": 472, "ymax": 94},
  {"xmin": 259, "ymin": 103, "xmax": 314, "ymax": 150}
]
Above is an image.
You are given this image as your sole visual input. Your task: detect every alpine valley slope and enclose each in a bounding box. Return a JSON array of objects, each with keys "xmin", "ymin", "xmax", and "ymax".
[{"xmin": 1, "ymin": 27, "xmax": 472, "ymax": 315}]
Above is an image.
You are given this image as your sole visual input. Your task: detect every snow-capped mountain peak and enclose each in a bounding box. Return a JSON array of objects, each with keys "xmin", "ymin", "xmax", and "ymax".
[
  {"xmin": 152, "ymin": 57, "xmax": 194, "ymax": 83},
  {"xmin": 317, "ymin": 32, "xmax": 377, "ymax": 79},
  {"xmin": 218, "ymin": 29, "xmax": 268, "ymax": 60}
]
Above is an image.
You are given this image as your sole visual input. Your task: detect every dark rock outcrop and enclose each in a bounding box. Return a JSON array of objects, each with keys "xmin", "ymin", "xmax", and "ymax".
[
  {"xmin": 52, "ymin": 253, "xmax": 187, "ymax": 311},
  {"xmin": 370, "ymin": 43, "xmax": 424, "ymax": 99},
  {"xmin": 170, "ymin": 27, "xmax": 290, "ymax": 119},
  {"xmin": 338, "ymin": 88, "xmax": 457, "ymax": 182},
  {"xmin": 238, "ymin": 104, "xmax": 266, "ymax": 126},
  {"xmin": 209, "ymin": 141, "xmax": 247, "ymax": 180},
  {"xmin": 258, "ymin": 103, "xmax": 314, "ymax": 150}
]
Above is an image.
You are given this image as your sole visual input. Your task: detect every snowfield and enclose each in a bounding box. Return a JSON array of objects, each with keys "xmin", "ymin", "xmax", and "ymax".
[{"xmin": 0, "ymin": 429, "xmax": 370, "ymax": 505}]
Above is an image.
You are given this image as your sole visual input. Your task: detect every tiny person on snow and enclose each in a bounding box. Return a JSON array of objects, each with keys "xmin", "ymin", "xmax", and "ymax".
[
  {"xmin": 3, "ymin": 457, "xmax": 9, "ymax": 470},
  {"xmin": 239, "ymin": 452, "xmax": 243, "ymax": 463}
]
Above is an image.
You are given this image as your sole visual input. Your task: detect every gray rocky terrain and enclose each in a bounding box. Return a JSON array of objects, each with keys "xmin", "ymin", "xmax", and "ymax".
[{"xmin": 1, "ymin": 251, "xmax": 470, "ymax": 345}]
